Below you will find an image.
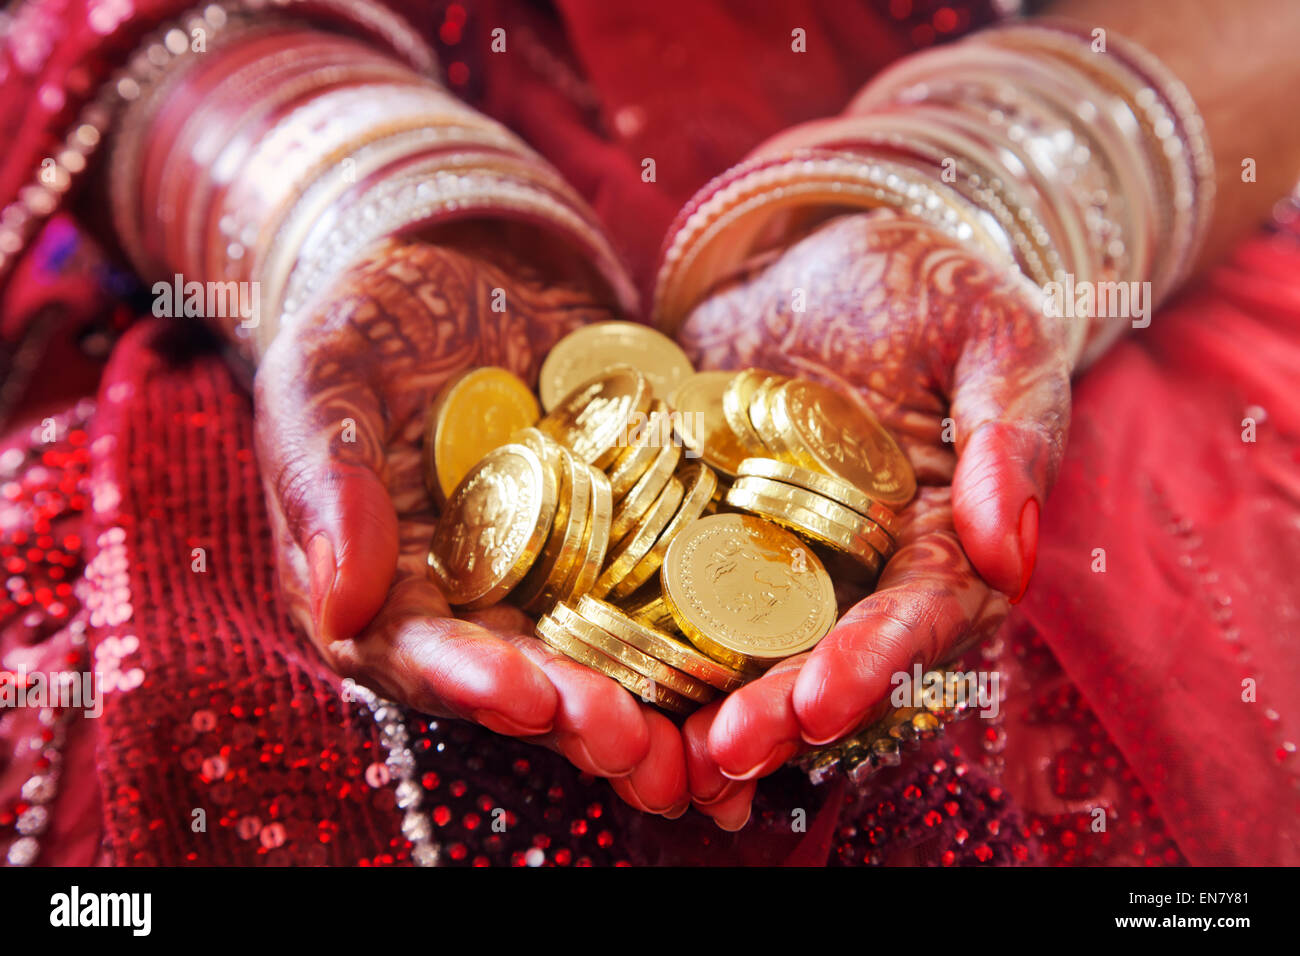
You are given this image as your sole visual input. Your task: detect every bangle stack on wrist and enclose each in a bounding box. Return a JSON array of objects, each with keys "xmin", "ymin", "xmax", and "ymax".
[
  {"xmin": 653, "ymin": 20, "xmax": 1214, "ymax": 371},
  {"xmin": 108, "ymin": 5, "xmax": 636, "ymax": 359}
]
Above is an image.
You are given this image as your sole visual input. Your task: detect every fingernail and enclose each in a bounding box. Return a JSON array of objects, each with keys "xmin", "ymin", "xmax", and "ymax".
[
  {"xmin": 663, "ymin": 800, "xmax": 690, "ymax": 820},
  {"xmin": 306, "ymin": 532, "xmax": 338, "ymax": 641},
  {"xmin": 714, "ymin": 804, "xmax": 752, "ymax": 832},
  {"xmin": 802, "ymin": 724, "xmax": 857, "ymax": 747},
  {"xmin": 693, "ymin": 780, "xmax": 740, "ymax": 808},
  {"xmin": 558, "ymin": 734, "xmax": 636, "ymax": 778},
  {"xmin": 627, "ymin": 781, "xmax": 686, "ymax": 816},
  {"xmin": 801, "ymin": 699, "xmax": 886, "ymax": 747},
  {"xmin": 721, "ymin": 741, "xmax": 799, "ymax": 781},
  {"xmin": 1010, "ymin": 498, "xmax": 1039, "ymax": 605},
  {"xmin": 470, "ymin": 708, "xmax": 552, "ymax": 738}
]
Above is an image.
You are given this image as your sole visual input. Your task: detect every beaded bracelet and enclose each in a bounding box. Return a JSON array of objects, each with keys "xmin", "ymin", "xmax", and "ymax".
[
  {"xmin": 160, "ymin": 36, "xmax": 425, "ymax": 279},
  {"xmin": 850, "ymin": 42, "xmax": 1162, "ymax": 297},
  {"xmin": 796, "ymin": 670, "xmax": 978, "ymax": 787}
]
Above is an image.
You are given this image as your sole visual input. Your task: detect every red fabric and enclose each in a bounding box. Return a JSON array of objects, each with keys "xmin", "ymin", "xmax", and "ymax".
[
  {"xmin": 0, "ymin": 0, "xmax": 1296, "ymax": 866},
  {"xmin": 1016, "ymin": 233, "xmax": 1300, "ymax": 865}
]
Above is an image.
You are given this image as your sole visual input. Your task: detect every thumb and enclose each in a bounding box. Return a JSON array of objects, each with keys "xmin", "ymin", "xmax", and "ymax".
[
  {"xmin": 948, "ymin": 280, "xmax": 1072, "ymax": 602},
  {"xmin": 255, "ymin": 346, "xmax": 399, "ymax": 644}
]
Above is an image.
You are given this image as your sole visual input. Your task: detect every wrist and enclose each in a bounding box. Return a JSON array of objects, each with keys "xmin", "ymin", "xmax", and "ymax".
[
  {"xmin": 105, "ymin": 11, "xmax": 634, "ymax": 365},
  {"xmin": 653, "ymin": 20, "xmax": 1215, "ymax": 376}
]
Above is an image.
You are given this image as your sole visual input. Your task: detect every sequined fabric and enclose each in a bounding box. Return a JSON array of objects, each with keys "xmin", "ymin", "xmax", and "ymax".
[
  {"xmin": 0, "ymin": 332, "xmax": 1181, "ymax": 865},
  {"xmin": 1, "ymin": 319, "xmax": 1044, "ymax": 865},
  {"xmin": 4, "ymin": 0, "xmax": 1299, "ymax": 866}
]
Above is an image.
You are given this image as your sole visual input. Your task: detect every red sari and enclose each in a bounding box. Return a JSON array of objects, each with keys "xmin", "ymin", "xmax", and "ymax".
[{"xmin": 0, "ymin": 0, "xmax": 1296, "ymax": 866}]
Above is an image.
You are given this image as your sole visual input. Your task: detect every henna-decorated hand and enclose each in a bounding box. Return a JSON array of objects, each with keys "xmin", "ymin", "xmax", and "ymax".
[
  {"xmin": 254, "ymin": 232, "xmax": 688, "ymax": 818},
  {"xmin": 674, "ymin": 211, "xmax": 1072, "ymax": 829}
]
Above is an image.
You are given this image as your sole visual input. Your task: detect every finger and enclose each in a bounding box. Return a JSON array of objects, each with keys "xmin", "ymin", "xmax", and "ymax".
[
  {"xmin": 948, "ymin": 274, "xmax": 1071, "ymax": 602},
  {"xmin": 337, "ymin": 577, "xmax": 558, "ymax": 737},
  {"xmin": 255, "ymin": 339, "xmax": 398, "ymax": 645},
  {"xmin": 684, "ymin": 702, "xmax": 758, "ymax": 829},
  {"xmin": 503, "ymin": 634, "xmax": 653, "ymax": 778},
  {"xmin": 683, "ymin": 701, "xmax": 733, "ymax": 802},
  {"xmin": 705, "ymin": 656, "xmax": 806, "ymax": 781},
  {"xmin": 700, "ymin": 782, "xmax": 756, "ymax": 832},
  {"xmin": 460, "ymin": 604, "xmax": 535, "ymax": 637},
  {"xmin": 793, "ymin": 495, "xmax": 1008, "ymax": 745},
  {"xmin": 607, "ymin": 709, "xmax": 689, "ymax": 816}
]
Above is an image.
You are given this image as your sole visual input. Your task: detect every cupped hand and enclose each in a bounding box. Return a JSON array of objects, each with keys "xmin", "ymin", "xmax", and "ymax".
[
  {"xmin": 253, "ymin": 231, "xmax": 687, "ymax": 817},
  {"xmin": 674, "ymin": 211, "xmax": 1072, "ymax": 828}
]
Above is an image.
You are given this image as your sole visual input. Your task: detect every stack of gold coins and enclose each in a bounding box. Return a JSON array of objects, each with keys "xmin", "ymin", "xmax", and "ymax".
[
  {"xmin": 714, "ymin": 372, "xmax": 912, "ymax": 573},
  {"xmin": 727, "ymin": 457, "xmax": 898, "ymax": 575},
  {"xmin": 508, "ymin": 428, "xmax": 612, "ymax": 613},
  {"xmin": 535, "ymin": 596, "xmax": 754, "ymax": 714},
  {"xmin": 422, "ymin": 324, "xmax": 917, "ymax": 716}
]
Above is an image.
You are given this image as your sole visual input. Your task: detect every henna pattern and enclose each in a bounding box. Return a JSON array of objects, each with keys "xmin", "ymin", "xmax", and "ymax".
[
  {"xmin": 254, "ymin": 233, "xmax": 619, "ymax": 702},
  {"xmin": 679, "ymin": 210, "xmax": 1069, "ymax": 483},
  {"xmin": 677, "ymin": 211, "xmax": 1072, "ymax": 757}
]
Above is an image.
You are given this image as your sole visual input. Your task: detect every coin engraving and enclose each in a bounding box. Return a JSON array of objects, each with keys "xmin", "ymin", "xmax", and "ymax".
[{"xmin": 663, "ymin": 514, "xmax": 835, "ymax": 663}]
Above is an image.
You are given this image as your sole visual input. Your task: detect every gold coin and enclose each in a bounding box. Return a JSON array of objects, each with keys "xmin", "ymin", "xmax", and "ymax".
[
  {"xmin": 556, "ymin": 602, "xmax": 715, "ymax": 703},
  {"xmin": 704, "ymin": 476, "xmax": 727, "ymax": 515},
  {"xmin": 725, "ymin": 480, "xmax": 884, "ymax": 573},
  {"xmin": 667, "ymin": 371, "xmax": 752, "ymax": 478},
  {"xmin": 509, "ymin": 425, "xmax": 564, "ymax": 465},
  {"xmin": 513, "ymin": 447, "xmax": 593, "ymax": 613},
  {"xmin": 427, "ymin": 443, "xmax": 558, "ymax": 609},
  {"xmin": 721, "ymin": 369, "xmax": 771, "ymax": 458},
  {"xmin": 539, "ymin": 321, "xmax": 695, "ymax": 412},
  {"xmin": 747, "ymin": 374, "xmax": 792, "ymax": 453},
  {"xmin": 560, "ymin": 464, "xmax": 613, "ymax": 603},
  {"xmin": 423, "ymin": 367, "xmax": 541, "ymax": 505},
  {"xmin": 608, "ymin": 438, "xmax": 682, "ymax": 543},
  {"xmin": 591, "ymin": 476, "xmax": 684, "ymax": 599},
  {"xmin": 578, "ymin": 596, "xmax": 749, "ymax": 692},
  {"xmin": 609, "ymin": 461, "xmax": 717, "ymax": 600},
  {"xmin": 661, "ymin": 513, "xmax": 837, "ymax": 669},
  {"xmin": 538, "ymin": 365, "xmax": 652, "ymax": 468},
  {"xmin": 536, "ymin": 611, "xmax": 693, "ymax": 714},
  {"xmin": 730, "ymin": 474, "xmax": 895, "ymax": 558},
  {"xmin": 605, "ymin": 401, "xmax": 672, "ymax": 500},
  {"xmin": 736, "ymin": 457, "xmax": 900, "ymax": 541},
  {"xmin": 620, "ymin": 587, "xmax": 681, "ymax": 634},
  {"xmin": 768, "ymin": 379, "xmax": 916, "ymax": 509}
]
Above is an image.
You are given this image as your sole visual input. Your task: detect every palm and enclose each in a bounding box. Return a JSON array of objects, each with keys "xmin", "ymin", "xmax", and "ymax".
[
  {"xmin": 254, "ymin": 233, "xmax": 688, "ymax": 816},
  {"xmin": 673, "ymin": 212, "xmax": 1071, "ymax": 821}
]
